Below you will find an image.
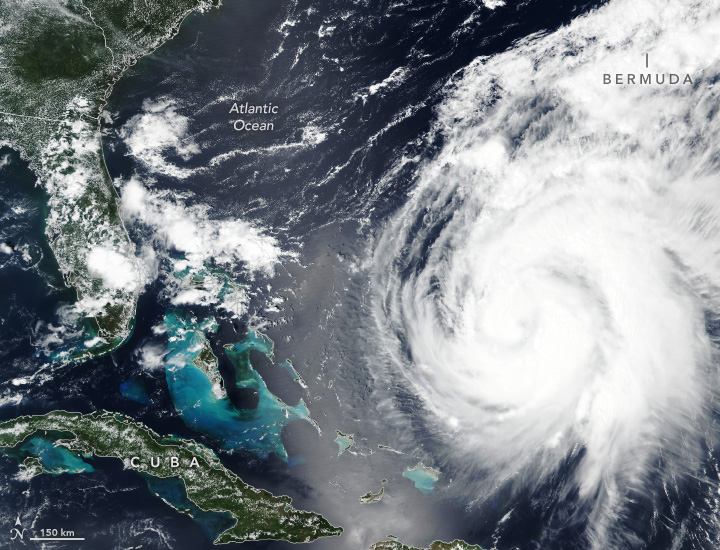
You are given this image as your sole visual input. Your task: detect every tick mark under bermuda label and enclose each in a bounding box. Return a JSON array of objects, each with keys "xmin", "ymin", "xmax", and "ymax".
[{"xmin": 603, "ymin": 54, "xmax": 694, "ymax": 85}]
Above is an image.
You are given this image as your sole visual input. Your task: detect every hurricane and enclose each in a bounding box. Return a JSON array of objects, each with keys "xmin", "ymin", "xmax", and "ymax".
[{"xmin": 372, "ymin": 0, "xmax": 720, "ymax": 546}]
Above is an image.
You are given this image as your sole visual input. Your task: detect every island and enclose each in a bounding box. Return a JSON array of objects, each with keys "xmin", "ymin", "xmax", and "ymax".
[
  {"xmin": 335, "ymin": 430, "xmax": 356, "ymax": 456},
  {"xmin": 378, "ymin": 444, "xmax": 403, "ymax": 454},
  {"xmin": 371, "ymin": 539, "xmax": 488, "ymax": 550},
  {"xmin": 403, "ymin": 462, "xmax": 440, "ymax": 494},
  {"xmin": 192, "ymin": 324, "xmax": 227, "ymax": 399},
  {"xmin": 360, "ymin": 486, "xmax": 385, "ymax": 504},
  {"xmin": 164, "ymin": 310, "xmax": 319, "ymax": 461},
  {"xmin": 0, "ymin": 410, "xmax": 343, "ymax": 544},
  {"xmin": 0, "ymin": 0, "xmax": 221, "ymax": 360}
]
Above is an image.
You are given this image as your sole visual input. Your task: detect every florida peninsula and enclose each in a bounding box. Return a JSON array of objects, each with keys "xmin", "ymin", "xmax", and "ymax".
[{"xmin": 0, "ymin": 0, "xmax": 218, "ymax": 360}]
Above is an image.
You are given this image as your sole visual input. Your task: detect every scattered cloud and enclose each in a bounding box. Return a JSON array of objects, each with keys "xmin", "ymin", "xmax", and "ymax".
[{"xmin": 120, "ymin": 98, "xmax": 201, "ymax": 178}]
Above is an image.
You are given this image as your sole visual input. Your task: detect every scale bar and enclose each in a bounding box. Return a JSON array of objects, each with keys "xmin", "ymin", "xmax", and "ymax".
[{"xmin": 29, "ymin": 537, "xmax": 85, "ymax": 541}]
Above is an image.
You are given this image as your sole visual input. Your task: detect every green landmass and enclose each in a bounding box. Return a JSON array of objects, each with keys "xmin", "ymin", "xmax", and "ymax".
[
  {"xmin": 192, "ymin": 327, "xmax": 227, "ymax": 399},
  {"xmin": 360, "ymin": 486, "xmax": 384, "ymax": 503},
  {"xmin": 0, "ymin": 410, "xmax": 343, "ymax": 544},
  {"xmin": 0, "ymin": 0, "xmax": 220, "ymax": 360},
  {"xmin": 371, "ymin": 539, "xmax": 488, "ymax": 550},
  {"xmin": 19, "ymin": 456, "xmax": 44, "ymax": 479}
]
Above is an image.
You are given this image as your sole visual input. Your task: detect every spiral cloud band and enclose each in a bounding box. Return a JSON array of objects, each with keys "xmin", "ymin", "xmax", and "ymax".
[{"xmin": 373, "ymin": 0, "xmax": 720, "ymax": 545}]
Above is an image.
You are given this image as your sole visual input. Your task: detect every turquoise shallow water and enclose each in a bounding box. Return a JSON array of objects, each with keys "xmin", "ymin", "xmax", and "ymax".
[
  {"xmin": 141, "ymin": 474, "xmax": 235, "ymax": 542},
  {"xmin": 403, "ymin": 464, "xmax": 439, "ymax": 495},
  {"xmin": 18, "ymin": 436, "xmax": 94, "ymax": 475},
  {"xmin": 334, "ymin": 431, "xmax": 355, "ymax": 456},
  {"xmin": 164, "ymin": 308, "xmax": 316, "ymax": 461}
]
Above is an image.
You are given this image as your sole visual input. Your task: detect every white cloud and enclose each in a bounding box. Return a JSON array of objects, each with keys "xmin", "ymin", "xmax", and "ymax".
[
  {"xmin": 87, "ymin": 246, "xmax": 145, "ymax": 292},
  {"xmin": 372, "ymin": 0, "xmax": 720, "ymax": 546},
  {"xmin": 135, "ymin": 341, "xmax": 167, "ymax": 371},
  {"xmin": 481, "ymin": 0, "xmax": 505, "ymax": 8},
  {"xmin": 355, "ymin": 67, "xmax": 409, "ymax": 104},
  {"xmin": 120, "ymin": 98, "xmax": 201, "ymax": 178},
  {"xmin": 368, "ymin": 67, "xmax": 408, "ymax": 96},
  {"xmin": 121, "ymin": 177, "xmax": 287, "ymax": 277}
]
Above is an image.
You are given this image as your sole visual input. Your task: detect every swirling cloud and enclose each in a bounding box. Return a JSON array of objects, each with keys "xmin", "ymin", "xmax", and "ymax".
[{"xmin": 373, "ymin": 0, "xmax": 720, "ymax": 546}]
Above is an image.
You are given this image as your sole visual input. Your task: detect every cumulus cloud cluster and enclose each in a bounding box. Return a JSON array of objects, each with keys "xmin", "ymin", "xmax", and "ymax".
[
  {"xmin": 120, "ymin": 98, "xmax": 201, "ymax": 179},
  {"xmin": 116, "ymin": 95, "xmax": 291, "ymax": 321},
  {"xmin": 86, "ymin": 246, "xmax": 146, "ymax": 292},
  {"xmin": 121, "ymin": 177, "xmax": 284, "ymax": 277}
]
